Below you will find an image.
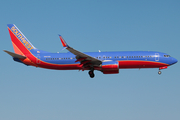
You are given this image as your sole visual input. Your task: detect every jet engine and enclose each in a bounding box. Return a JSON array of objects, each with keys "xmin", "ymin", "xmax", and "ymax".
[{"xmin": 101, "ymin": 61, "xmax": 119, "ymax": 74}]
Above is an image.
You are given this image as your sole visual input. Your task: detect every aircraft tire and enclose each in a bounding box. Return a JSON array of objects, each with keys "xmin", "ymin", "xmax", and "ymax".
[
  {"xmin": 89, "ymin": 70, "xmax": 95, "ymax": 78},
  {"xmin": 158, "ymin": 71, "xmax": 162, "ymax": 75}
]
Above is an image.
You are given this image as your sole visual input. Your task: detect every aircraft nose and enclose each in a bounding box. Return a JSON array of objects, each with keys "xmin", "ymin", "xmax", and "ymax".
[{"xmin": 171, "ymin": 58, "xmax": 178, "ymax": 65}]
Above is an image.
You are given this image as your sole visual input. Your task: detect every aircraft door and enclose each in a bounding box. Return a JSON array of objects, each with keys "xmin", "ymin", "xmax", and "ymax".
[
  {"xmin": 155, "ymin": 53, "xmax": 159, "ymax": 61},
  {"xmin": 36, "ymin": 54, "xmax": 41, "ymax": 64}
]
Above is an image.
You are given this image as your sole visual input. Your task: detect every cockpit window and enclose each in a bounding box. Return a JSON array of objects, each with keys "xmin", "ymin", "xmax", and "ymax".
[{"xmin": 164, "ymin": 55, "xmax": 170, "ymax": 57}]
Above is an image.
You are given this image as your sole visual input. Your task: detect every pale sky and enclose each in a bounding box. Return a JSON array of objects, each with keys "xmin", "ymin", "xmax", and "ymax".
[{"xmin": 0, "ymin": 0, "xmax": 180, "ymax": 120}]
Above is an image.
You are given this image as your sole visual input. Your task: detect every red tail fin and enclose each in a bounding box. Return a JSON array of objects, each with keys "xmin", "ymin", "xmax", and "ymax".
[{"xmin": 7, "ymin": 24, "xmax": 36, "ymax": 56}]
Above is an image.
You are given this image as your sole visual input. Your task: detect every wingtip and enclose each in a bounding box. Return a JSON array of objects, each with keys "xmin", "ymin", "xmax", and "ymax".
[{"xmin": 59, "ymin": 35, "xmax": 69, "ymax": 47}]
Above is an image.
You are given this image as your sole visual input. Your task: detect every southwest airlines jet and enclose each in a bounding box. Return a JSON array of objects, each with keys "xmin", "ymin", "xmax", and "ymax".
[{"xmin": 4, "ymin": 24, "xmax": 178, "ymax": 78}]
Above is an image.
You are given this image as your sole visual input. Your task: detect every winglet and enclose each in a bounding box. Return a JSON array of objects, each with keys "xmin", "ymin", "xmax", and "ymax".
[{"xmin": 59, "ymin": 35, "xmax": 69, "ymax": 47}]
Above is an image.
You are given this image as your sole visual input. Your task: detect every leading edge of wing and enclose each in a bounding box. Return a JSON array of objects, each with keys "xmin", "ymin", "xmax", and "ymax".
[{"xmin": 59, "ymin": 35, "xmax": 102, "ymax": 65}]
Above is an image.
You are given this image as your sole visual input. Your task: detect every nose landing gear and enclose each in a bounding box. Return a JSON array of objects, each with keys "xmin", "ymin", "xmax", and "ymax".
[
  {"xmin": 158, "ymin": 71, "xmax": 162, "ymax": 75},
  {"xmin": 158, "ymin": 66, "xmax": 168, "ymax": 75}
]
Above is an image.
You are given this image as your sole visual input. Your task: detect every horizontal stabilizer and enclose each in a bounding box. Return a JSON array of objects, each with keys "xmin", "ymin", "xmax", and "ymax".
[{"xmin": 3, "ymin": 50, "xmax": 26, "ymax": 59}]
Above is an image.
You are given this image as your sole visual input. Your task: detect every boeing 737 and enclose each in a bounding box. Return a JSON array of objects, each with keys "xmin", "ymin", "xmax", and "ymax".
[{"xmin": 4, "ymin": 24, "xmax": 178, "ymax": 78}]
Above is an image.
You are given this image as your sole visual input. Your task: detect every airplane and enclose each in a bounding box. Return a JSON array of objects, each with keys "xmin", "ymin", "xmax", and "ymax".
[{"xmin": 4, "ymin": 24, "xmax": 178, "ymax": 78}]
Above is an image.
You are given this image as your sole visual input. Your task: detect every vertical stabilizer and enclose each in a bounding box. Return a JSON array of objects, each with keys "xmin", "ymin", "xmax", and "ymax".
[{"xmin": 7, "ymin": 24, "xmax": 36, "ymax": 56}]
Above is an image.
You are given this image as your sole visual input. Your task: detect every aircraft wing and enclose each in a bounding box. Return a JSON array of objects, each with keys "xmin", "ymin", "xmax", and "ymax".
[{"xmin": 59, "ymin": 35, "xmax": 102, "ymax": 67}]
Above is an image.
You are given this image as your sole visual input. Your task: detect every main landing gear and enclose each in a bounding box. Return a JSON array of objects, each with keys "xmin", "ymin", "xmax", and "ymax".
[{"xmin": 88, "ymin": 70, "xmax": 95, "ymax": 78}]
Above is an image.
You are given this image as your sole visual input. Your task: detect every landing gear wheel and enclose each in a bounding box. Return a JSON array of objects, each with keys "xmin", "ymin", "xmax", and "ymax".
[
  {"xmin": 89, "ymin": 70, "xmax": 95, "ymax": 78},
  {"xmin": 158, "ymin": 71, "xmax": 162, "ymax": 75}
]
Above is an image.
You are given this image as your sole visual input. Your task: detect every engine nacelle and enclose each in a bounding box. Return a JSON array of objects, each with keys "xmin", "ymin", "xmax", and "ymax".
[{"xmin": 101, "ymin": 61, "xmax": 119, "ymax": 74}]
